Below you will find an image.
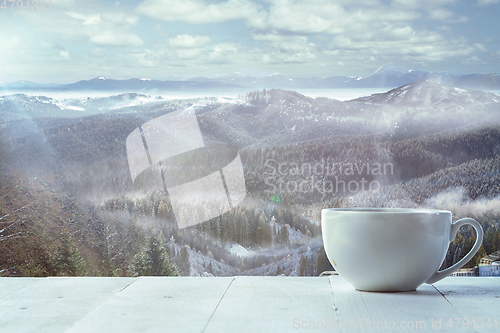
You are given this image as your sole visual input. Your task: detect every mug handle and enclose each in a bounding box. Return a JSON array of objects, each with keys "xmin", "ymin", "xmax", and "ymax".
[{"xmin": 426, "ymin": 218, "xmax": 484, "ymax": 284}]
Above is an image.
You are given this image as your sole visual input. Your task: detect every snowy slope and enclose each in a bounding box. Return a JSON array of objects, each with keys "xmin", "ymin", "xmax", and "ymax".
[{"xmin": 350, "ymin": 80, "xmax": 500, "ymax": 109}]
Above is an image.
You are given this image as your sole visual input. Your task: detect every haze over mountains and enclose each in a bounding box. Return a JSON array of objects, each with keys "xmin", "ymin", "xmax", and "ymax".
[
  {"xmin": 1, "ymin": 68, "xmax": 499, "ymax": 278},
  {"xmin": 2, "ymin": 80, "xmax": 498, "ymax": 125},
  {"xmin": 2, "ymin": 64, "xmax": 499, "ymax": 93}
]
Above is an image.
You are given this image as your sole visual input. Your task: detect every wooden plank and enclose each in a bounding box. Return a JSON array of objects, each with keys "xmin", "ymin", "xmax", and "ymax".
[
  {"xmin": 66, "ymin": 276, "xmax": 234, "ymax": 333},
  {"xmin": 203, "ymin": 276, "xmax": 337, "ymax": 333},
  {"xmin": 0, "ymin": 277, "xmax": 136, "ymax": 333},
  {"xmin": 0, "ymin": 277, "xmax": 44, "ymax": 298},
  {"xmin": 328, "ymin": 275, "xmax": 472, "ymax": 332},
  {"xmin": 1, "ymin": 276, "xmax": 498, "ymax": 333},
  {"xmin": 433, "ymin": 277, "xmax": 500, "ymax": 333}
]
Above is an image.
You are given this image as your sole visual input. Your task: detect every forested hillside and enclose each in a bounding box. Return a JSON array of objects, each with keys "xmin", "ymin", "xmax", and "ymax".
[{"xmin": 1, "ymin": 84, "xmax": 499, "ymax": 277}]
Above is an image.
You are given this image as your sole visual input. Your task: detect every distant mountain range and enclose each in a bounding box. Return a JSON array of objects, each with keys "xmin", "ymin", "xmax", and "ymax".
[
  {"xmin": 0, "ymin": 77, "xmax": 244, "ymax": 94},
  {"xmin": 197, "ymin": 64, "xmax": 500, "ymax": 90},
  {"xmin": 1, "ymin": 65, "xmax": 499, "ymax": 93},
  {"xmin": 350, "ymin": 80, "xmax": 500, "ymax": 109}
]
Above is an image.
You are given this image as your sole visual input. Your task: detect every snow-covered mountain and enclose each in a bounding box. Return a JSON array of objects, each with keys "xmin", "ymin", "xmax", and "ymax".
[
  {"xmin": 350, "ymin": 80, "xmax": 500, "ymax": 109},
  {"xmin": 2, "ymin": 65, "xmax": 499, "ymax": 93},
  {"xmin": 0, "ymin": 93, "xmax": 196, "ymax": 121},
  {"xmin": 352, "ymin": 64, "xmax": 430, "ymax": 88},
  {"xmin": 0, "ymin": 94, "xmax": 80, "ymax": 120},
  {"xmin": 187, "ymin": 64, "xmax": 500, "ymax": 90},
  {"xmin": 0, "ymin": 77, "xmax": 246, "ymax": 94}
]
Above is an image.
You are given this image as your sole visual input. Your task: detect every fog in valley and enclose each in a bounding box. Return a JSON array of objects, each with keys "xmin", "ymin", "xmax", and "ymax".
[{"xmin": 1, "ymin": 66, "xmax": 500, "ymax": 277}]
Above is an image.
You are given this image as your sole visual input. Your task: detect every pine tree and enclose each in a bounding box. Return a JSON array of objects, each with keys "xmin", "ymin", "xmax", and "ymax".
[
  {"xmin": 484, "ymin": 225, "xmax": 500, "ymax": 254},
  {"xmin": 52, "ymin": 235, "xmax": 85, "ymax": 276},
  {"xmin": 207, "ymin": 262, "xmax": 213, "ymax": 275},
  {"xmin": 299, "ymin": 254, "xmax": 306, "ymax": 276},
  {"xmin": 277, "ymin": 225, "xmax": 289, "ymax": 246},
  {"xmin": 470, "ymin": 244, "xmax": 487, "ymax": 267},
  {"xmin": 176, "ymin": 245, "xmax": 191, "ymax": 276},
  {"xmin": 256, "ymin": 212, "xmax": 272, "ymax": 247},
  {"xmin": 308, "ymin": 254, "xmax": 315, "ymax": 276},
  {"xmin": 452, "ymin": 243, "xmax": 463, "ymax": 267},
  {"xmin": 239, "ymin": 212, "xmax": 248, "ymax": 247},
  {"xmin": 157, "ymin": 200, "xmax": 169, "ymax": 219},
  {"xmin": 315, "ymin": 247, "xmax": 333, "ymax": 276},
  {"xmin": 132, "ymin": 235, "xmax": 179, "ymax": 276}
]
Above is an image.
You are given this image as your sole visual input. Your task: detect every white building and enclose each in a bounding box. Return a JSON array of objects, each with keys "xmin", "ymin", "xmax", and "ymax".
[
  {"xmin": 450, "ymin": 268, "xmax": 476, "ymax": 277},
  {"xmin": 479, "ymin": 261, "xmax": 500, "ymax": 277},
  {"xmin": 478, "ymin": 250, "xmax": 500, "ymax": 277}
]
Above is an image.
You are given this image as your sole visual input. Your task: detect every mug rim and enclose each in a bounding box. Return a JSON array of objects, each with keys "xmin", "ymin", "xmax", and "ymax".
[{"xmin": 322, "ymin": 207, "xmax": 450, "ymax": 214}]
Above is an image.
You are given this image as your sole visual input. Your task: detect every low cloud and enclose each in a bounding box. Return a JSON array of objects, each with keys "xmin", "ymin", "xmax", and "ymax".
[
  {"xmin": 90, "ymin": 47, "xmax": 106, "ymax": 57},
  {"xmin": 475, "ymin": 43, "xmax": 487, "ymax": 52},
  {"xmin": 249, "ymin": 0, "xmax": 421, "ymax": 34},
  {"xmin": 53, "ymin": 50, "xmax": 71, "ymax": 61},
  {"xmin": 391, "ymin": 0, "xmax": 458, "ymax": 8},
  {"xmin": 168, "ymin": 35, "xmax": 211, "ymax": 48},
  {"xmin": 136, "ymin": 0, "xmax": 263, "ymax": 24},
  {"xmin": 90, "ymin": 31, "xmax": 144, "ymax": 47},
  {"xmin": 244, "ymin": 0, "xmax": 474, "ymax": 66},
  {"xmin": 61, "ymin": 10, "xmax": 144, "ymax": 47},
  {"xmin": 424, "ymin": 187, "xmax": 500, "ymax": 216},
  {"xmin": 462, "ymin": 55, "xmax": 486, "ymax": 64},
  {"xmin": 1, "ymin": 0, "xmax": 495, "ymax": 80},
  {"xmin": 66, "ymin": 12, "xmax": 101, "ymax": 25},
  {"xmin": 253, "ymin": 33, "xmax": 317, "ymax": 64},
  {"xmin": 428, "ymin": 8, "xmax": 454, "ymax": 20},
  {"xmin": 476, "ymin": 0, "xmax": 500, "ymax": 6}
]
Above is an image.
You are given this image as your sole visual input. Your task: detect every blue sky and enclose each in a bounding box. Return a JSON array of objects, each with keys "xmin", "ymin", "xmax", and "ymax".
[{"xmin": 1, "ymin": 0, "xmax": 499, "ymax": 83}]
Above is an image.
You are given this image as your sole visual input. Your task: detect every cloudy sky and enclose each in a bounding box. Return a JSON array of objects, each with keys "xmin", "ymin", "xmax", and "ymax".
[{"xmin": 1, "ymin": 0, "xmax": 499, "ymax": 83}]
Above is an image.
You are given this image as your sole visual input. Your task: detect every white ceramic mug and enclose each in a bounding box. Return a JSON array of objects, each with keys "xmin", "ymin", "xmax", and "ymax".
[{"xmin": 321, "ymin": 208, "xmax": 484, "ymax": 292}]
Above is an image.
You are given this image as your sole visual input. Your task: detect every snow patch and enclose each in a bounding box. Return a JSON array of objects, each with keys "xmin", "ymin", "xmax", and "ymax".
[
  {"xmin": 52, "ymin": 100, "xmax": 85, "ymax": 112},
  {"xmin": 229, "ymin": 244, "xmax": 255, "ymax": 257},
  {"xmin": 64, "ymin": 105, "xmax": 85, "ymax": 111},
  {"xmin": 109, "ymin": 94, "xmax": 166, "ymax": 110}
]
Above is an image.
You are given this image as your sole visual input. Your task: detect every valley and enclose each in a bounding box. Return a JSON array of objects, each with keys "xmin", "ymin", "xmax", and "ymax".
[{"xmin": 1, "ymin": 78, "xmax": 500, "ymax": 278}]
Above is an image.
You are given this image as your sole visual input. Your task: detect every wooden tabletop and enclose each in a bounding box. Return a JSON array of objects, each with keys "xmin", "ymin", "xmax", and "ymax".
[{"xmin": 1, "ymin": 276, "xmax": 499, "ymax": 332}]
